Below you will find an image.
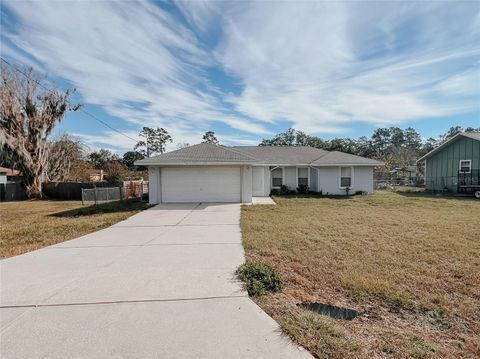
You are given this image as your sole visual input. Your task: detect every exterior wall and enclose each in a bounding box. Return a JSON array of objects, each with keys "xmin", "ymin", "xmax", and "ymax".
[
  {"xmin": 241, "ymin": 165, "xmax": 253, "ymax": 203},
  {"xmin": 252, "ymin": 166, "xmax": 271, "ymax": 196},
  {"xmin": 309, "ymin": 167, "xmax": 318, "ymax": 191},
  {"xmin": 318, "ymin": 166, "xmax": 343, "ymax": 195},
  {"xmin": 354, "ymin": 167, "xmax": 374, "ymax": 193},
  {"xmin": 263, "ymin": 167, "xmax": 271, "ymax": 195},
  {"xmin": 317, "ymin": 166, "xmax": 374, "ymax": 195},
  {"xmin": 425, "ymin": 137, "xmax": 480, "ymax": 192},
  {"xmin": 284, "ymin": 166, "xmax": 297, "ymax": 190},
  {"xmin": 252, "ymin": 167, "xmax": 263, "ymax": 196},
  {"xmin": 148, "ymin": 166, "xmax": 160, "ymax": 204}
]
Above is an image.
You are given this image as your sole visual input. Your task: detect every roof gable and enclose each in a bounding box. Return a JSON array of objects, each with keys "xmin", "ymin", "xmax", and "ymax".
[
  {"xmin": 462, "ymin": 132, "xmax": 480, "ymax": 141},
  {"xmin": 417, "ymin": 132, "xmax": 480, "ymax": 162}
]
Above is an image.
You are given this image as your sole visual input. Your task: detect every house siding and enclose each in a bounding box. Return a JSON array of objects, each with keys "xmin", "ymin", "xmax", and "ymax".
[
  {"xmin": 310, "ymin": 168, "xmax": 318, "ymax": 191},
  {"xmin": 425, "ymin": 137, "xmax": 480, "ymax": 192},
  {"xmin": 148, "ymin": 166, "xmax": 160, "ymax": 204},
  {"xmin": 318, "ymin": 167, "xmax": 341, "ymax": 195},
  {"xmin": 252, "ymin": 166, "xmax": 271, "ymax": 196},
  {"xmin": 354, "ymin": 167, "xmax": 374, "ymax": 193},
  {"xmin": 241, "ymin": 165, "xmax": 253, "ymax": 203},
  {"xmin": 317, "ymin": 166, "xmax": 374, "ymax": 195},
  {"xmin": 284, "ymin": 167, "xmax": 297, "ymax": 190}
]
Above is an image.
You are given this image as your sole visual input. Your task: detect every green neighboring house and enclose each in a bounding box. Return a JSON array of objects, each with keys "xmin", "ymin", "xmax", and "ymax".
[{"xmin": 417, "ymin": 132, "xmax": 480, "ymax": 196}]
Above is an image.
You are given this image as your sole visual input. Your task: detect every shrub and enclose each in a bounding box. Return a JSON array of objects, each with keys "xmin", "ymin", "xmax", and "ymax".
[
  {"xmin": 280, "ymin": 185, "xmax": 290, "ymax": 195},
  {"xmin": 355, "ymin": 190, "xmax": 367, "ymax": 195},
  {"xmin": 236, "ymin": 261, "xmax": 284, "ymax": 296},
  {"xmin": 297, "ymin": 184, "xmax": 309, "ymax": 194},
  {"xmin": 270, "ymin": 188, "xmax": 280, "ymax": 195}
]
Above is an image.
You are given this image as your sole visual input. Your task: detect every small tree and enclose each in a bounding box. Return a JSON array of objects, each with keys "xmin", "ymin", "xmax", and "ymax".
[
  {"xmin": 0, "ymin": 65, "xmax": 81, "ymax": 198},
  {"xmin": 134, "ymin": 127, "xmax": 172, "ymax": 157},
  {"xmin": 202, "ymin": 131, "xmax": 219, "ymax": 145},
  {"xmin": 87, "ymin": 149, "xmax": 118, "ymax": 169},
  {"xmin": 122, "ymin": 150, "xmax": 145, "ymax": 170},
  {"xmin": 103, "ymin": 161, "xmax": 126, "ymax": 185}
]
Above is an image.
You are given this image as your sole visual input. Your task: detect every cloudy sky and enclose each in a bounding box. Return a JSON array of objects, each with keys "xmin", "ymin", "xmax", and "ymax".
[{"xmin": 1, "ymin": 0, "xmax": 479, "ymax": 152}]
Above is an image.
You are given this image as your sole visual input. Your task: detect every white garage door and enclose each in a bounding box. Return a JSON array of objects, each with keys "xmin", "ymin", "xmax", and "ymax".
[{"xmin": 161, "ymin": 167, "xmax": 241, "ymax": 203}]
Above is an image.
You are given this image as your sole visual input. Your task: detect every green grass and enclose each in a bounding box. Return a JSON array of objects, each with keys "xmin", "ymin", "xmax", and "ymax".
[
  {"xmin": 0, "ymin": 199, "xmax": 149, "ymax": 258},
  {"xmin": 241, "ymin": 191, "xmax": 480, "ymax": 358},
  {"xmin": 236, "ymin": 261, "xmax": 284, "ymax": 296}
]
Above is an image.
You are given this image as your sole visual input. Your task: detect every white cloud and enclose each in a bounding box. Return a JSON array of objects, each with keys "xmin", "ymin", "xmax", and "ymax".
[
  {"xmin": 2, "ymin": 0, "xmax": 479, "ymax": 152},
  {"xmin": 1, "ymin": 0, "xmax": 266, "ymax": 150},
  {"xmin": 216, "ymin": 1, "xmax": 480, "ymax": 132}
]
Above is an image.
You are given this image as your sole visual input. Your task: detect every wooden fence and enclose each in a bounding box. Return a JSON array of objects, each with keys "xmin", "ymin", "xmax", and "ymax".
[
  {"xmin": 0, "ymin": 183, "xmax": 27, "ymax": 202},
  {"xmin": 42, "ymin": 182, "xmax": 114, "ymax": 200},
  {"xmin": 42, "ymin": 181, "xmax": 149, "ymax": 201}
]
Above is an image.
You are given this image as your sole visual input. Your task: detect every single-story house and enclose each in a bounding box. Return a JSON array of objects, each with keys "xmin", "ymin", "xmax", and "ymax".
[
  {"xmin": 417, "ymin": 132, "xmax": 480, "ymax": 194},
  {"xmin": 0, "ymin": 166, "xmax": 21, "ymax": 185},
  {"xmin": 135, "ymin": 143, "xmax": 383, "ymax": 204}
]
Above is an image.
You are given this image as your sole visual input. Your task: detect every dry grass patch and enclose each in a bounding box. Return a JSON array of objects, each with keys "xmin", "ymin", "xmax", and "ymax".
[
  {"xmin": 0, "ymin": 199, "xmax": 149, "ymax": 258},
  {"xmin": 241, "ymin": 191, "xmax": 480, "ymax": 358}
]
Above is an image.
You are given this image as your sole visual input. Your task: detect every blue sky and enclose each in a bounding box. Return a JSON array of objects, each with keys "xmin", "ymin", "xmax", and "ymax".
[{"xmin": 1, "ymin": 0, "xmax": 479, "ymax": 153}]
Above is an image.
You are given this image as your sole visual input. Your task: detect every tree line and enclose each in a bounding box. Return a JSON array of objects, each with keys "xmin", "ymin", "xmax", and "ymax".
[
  {"xmin": 259, "ymin": 126, "xmax": 480, "ymax": 171},
  {"xmin": 1, "ymin": 64, "xmax": 478, "ymax": 198}
]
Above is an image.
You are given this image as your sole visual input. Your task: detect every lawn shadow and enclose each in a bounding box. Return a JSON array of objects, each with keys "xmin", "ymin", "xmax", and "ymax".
[{"xmin": 51, "ymin": 198, "xmax": 149, "ymax": 217}]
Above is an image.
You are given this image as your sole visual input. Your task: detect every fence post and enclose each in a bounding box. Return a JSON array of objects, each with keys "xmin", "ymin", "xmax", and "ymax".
[
  {"xmin": 81, "ymin": 188, "xmax": 84, "ymax": 205},
  {"xmin": 119, "ymin": 186, "xmax": 123, "ymax": 201},
  {"xmin": 94, "ymin": 187, "xmax": 97, "ymax": 205}
]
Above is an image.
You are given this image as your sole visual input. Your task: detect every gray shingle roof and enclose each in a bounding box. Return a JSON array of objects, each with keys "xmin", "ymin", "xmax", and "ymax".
[
  {"xmin": 135, "ymin": 143, "xmax": 258, "ymax": 165},
  {"xmin": 232, "ymin": 146, "xmax": 329, "ymax": 165},
  {"xmin": 136, "ymin": 143, "xmax": 383, "ymax": 166},
  {"xmin": 462, "ymin": 132, "xmax": 480, "ymax": 141},
  {"xmin": 310, "ymin": 151, "xmax": 384, "ymax": 166}
]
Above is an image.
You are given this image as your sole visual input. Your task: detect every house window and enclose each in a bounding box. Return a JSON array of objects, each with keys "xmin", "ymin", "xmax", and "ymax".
[
  {"xmin": 272, "ymin": 168, "xmax": 283, "ymax": 187},
  {"xmin": 459, "ymin": 160, "xmax": 471, "ymax": 173},
  {"xmin": 298, "ymin": 168, "xmax": 308, "ymax": 186},
  {"xmin": 340, "ymin": 167, "xmax": 352, "ymax": 188}
]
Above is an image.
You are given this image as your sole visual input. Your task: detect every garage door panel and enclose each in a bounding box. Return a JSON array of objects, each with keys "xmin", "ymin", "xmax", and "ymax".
[{"xmin": 161, "ymin": 167, "xmax": 241, "ymax": 203}]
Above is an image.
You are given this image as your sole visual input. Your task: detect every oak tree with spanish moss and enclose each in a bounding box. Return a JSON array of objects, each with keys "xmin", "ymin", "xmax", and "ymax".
[{"xmin": 0, "ymin": 65, "xmax": 81, "ymax": 198}]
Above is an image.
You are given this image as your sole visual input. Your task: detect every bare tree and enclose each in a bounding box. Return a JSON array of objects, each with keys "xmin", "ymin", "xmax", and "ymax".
[
  {"xmin": 0, "ymin": 64, "xmax": 80, "ymax": 198},
  {"xmin": 45, "ymin": 134, "xmax": 85, "ymax": 182}
]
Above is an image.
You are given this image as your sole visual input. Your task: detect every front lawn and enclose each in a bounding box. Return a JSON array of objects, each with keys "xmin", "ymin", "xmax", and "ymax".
[
  {"xmin": 0, "ymin": 199, "xmax": 149, "ymax": 259},
  {"xmin": 241, "ymin": 191, "xmax": 480, "ymax": 358}
]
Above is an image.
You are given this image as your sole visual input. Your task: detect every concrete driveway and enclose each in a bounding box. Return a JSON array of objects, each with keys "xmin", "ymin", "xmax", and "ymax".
[{"xmin": 1, "ymin": 203, "xmax": 312, "ymax": 359}]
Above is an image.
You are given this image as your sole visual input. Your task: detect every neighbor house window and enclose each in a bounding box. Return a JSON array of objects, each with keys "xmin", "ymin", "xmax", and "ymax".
[
  {"xmin": 340, "ymin": 167, "xmax": 352, "ymax": 188},
  {"xmin": 298, "ymin": 168, "xmax": 308, "ymax": 186},
  {"xmin": 272, "ymin": 168, "xmax": 283, "ymax": 187},
  {"xmin": 459, "ymin": 160, "xmax": 471, "ymax": 173}
]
